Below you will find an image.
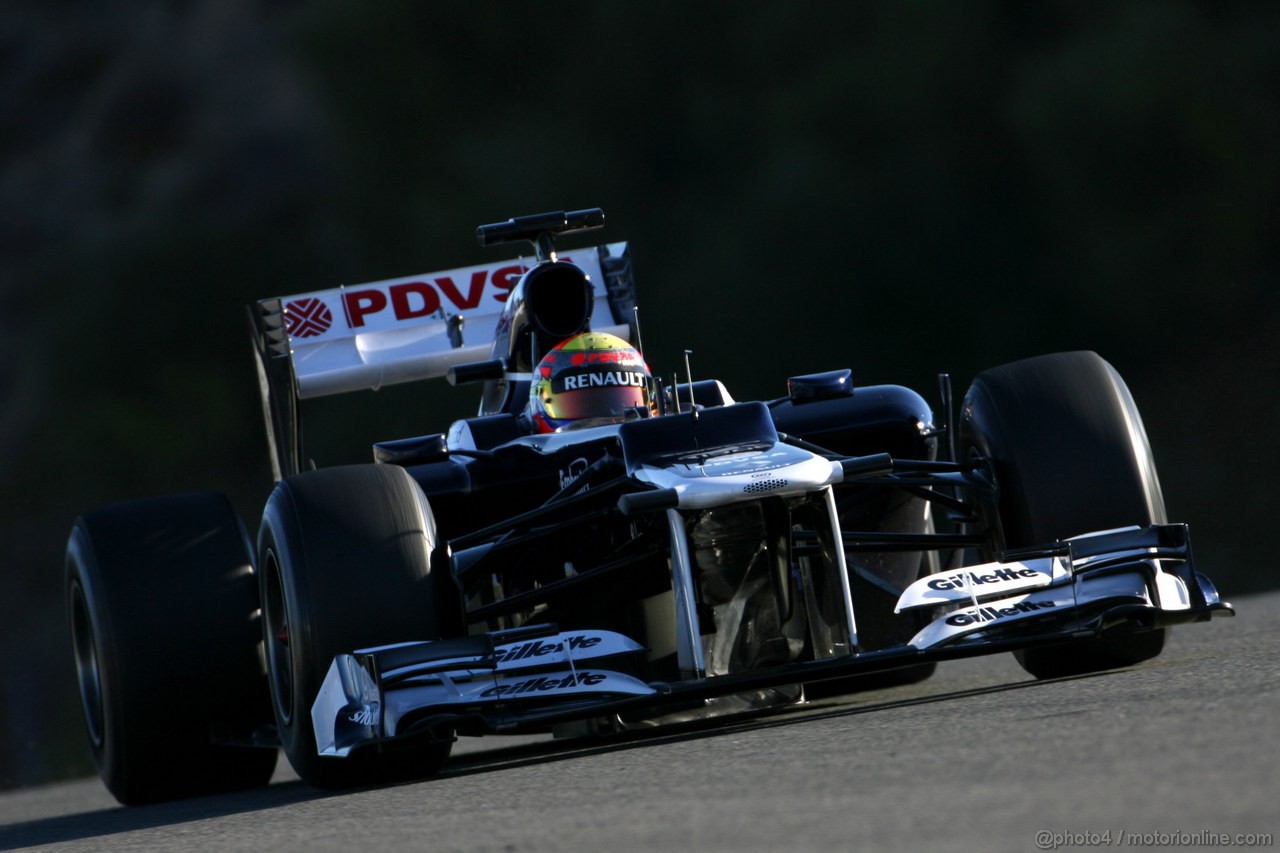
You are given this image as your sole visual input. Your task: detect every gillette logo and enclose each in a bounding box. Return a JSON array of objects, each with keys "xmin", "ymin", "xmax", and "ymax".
[
  {"xmin": 927, "ymin": 567, "xmax": 1041, "ymax": 592},
  {"xmin": 481, "ymin": 672, "xmax": 609, "ymax": 698},
  {"xmin": 944, "ymin": 600, "xmax": 1057, "ymax": 627},
  {"xmin": 494, "ymin": 634, "xmax": 603, "ymax": 664}
]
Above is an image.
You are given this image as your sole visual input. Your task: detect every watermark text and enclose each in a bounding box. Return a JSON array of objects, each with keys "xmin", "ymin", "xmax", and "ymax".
[{"xmin": 1035, "ymin": 829, "xmax": 1273, "ymax": 850}]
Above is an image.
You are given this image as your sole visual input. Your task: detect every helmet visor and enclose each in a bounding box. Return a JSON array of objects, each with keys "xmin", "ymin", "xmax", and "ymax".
[{"xmin": 544, "ymin": 386, "xmax": 648, "ymax": 421}]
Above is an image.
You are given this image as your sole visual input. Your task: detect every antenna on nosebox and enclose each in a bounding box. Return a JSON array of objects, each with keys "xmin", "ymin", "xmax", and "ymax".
[
  {"xmin": 633, "ymin": 306, "xmax": 660, "ymax": 418},
  {"xmin": 683, "ymin": 349, "xmax": 697, "ymax": 420}
]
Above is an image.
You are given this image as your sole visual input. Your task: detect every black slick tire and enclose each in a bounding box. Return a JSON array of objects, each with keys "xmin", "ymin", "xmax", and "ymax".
[
  {"xmin": 960, "ymin": 351, "xmax": 1168, "ymax": 679},
  {"xmin": 66, "ymin": 493, "xmax": 277, "ymax": 805},
  {"xmin": 257, "ymin": 464, "xmax": 453, "ymax": 789}
]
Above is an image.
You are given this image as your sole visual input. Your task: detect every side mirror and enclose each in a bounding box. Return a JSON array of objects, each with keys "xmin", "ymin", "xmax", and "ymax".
[{"xmin": 448, "ymin": 360, "xmax": 505, "ymax": 386}]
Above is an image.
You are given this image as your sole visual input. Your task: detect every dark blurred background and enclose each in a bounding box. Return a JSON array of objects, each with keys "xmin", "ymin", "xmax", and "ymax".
[{"xmin": 2, "ymin": 1, "xmax": 1276, "ymax": 790}]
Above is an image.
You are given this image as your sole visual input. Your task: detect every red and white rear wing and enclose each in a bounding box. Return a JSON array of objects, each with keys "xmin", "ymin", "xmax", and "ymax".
[{"xmin": 262, "ymin": 243, "xmax": 630, "ymax": 399}]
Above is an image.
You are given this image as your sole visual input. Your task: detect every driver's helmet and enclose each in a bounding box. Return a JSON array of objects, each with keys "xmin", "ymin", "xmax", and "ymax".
[{"xmin": 529, "ymin": 332, "xmax": 652, "ymax": 433}]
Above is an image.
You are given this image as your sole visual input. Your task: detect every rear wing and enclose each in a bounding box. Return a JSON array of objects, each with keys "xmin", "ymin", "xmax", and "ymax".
[{"xmin": 250, "ymin": 242, "xmax": 636, "ymax": 479}]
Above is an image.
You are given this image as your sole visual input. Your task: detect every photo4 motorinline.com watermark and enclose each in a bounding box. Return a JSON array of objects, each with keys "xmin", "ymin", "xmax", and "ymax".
[{"xmin": 1035, "ymin": 829, "xmax": 1273, "ymax": 850}]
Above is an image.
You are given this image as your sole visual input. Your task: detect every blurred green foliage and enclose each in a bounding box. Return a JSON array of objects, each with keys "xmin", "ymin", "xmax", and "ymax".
[{"xmin": 1, "ymin": 0, "xmax": 1275, "ymax": 790}]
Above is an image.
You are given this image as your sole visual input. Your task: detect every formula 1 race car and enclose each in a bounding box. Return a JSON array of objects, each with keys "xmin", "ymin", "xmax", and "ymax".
[{"xmin": 66, "ymin": 208, "xmax": 1233, "ymax": 804}]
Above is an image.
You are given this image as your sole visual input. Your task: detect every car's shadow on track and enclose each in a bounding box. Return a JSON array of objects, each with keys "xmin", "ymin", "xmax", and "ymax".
[
  {"xmin": 0, "ymin": 669, "xmax": 1110, "ymax": 850},
  {"xmin": 437, "ymin": 671, "xmax": 1070, "ymax": 778},
  {"xmin": 0, "ymin": 779, "xmax": 317, "ymax": 851}
]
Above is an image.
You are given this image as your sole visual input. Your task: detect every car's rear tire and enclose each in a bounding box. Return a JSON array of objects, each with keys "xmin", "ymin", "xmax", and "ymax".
[
  {"xmin": 258, "ymin": 464, "xmax": 453, "ymax": 789},
  {"xmin": 960, "ymin": 351, "xmax": 1168, "ymax": 679},
  {"xmin": 66, "ymin": 493, "xmax": 277, "ymax": 805}
]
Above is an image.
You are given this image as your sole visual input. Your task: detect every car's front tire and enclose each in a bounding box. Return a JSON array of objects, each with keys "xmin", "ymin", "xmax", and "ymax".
[
  {"xmin": 961, "ymin": 351, "xmax": 1168, "ymax": 679},
  {"xmin": 258, "ymin": 464, "xmax": 453, "ymax": 788}
]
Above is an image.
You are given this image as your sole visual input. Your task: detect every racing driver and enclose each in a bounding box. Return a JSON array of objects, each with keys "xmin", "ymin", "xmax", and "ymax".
[{"xmin": 529, "ymin": 332, "xmax": 653, "ymax": 432}]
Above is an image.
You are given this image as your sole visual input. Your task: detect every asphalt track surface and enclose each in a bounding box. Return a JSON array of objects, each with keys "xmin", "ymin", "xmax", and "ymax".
[{"xmin": 2, "ymin": 592, "xmax": 1275, "ymax": 853}]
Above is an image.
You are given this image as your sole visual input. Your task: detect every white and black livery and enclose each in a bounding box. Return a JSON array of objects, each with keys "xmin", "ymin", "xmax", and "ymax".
[{"xmin": 66, "ymin": 208, "xmax": 1233, "ymax": 804}]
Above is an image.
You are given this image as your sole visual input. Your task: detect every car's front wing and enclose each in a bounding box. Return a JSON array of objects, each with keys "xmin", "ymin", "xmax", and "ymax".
[{"xmin": 312, "ymin": 524, "xmax": 1231, "ymax": 759}]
